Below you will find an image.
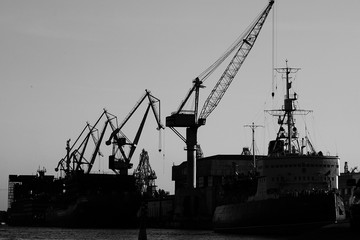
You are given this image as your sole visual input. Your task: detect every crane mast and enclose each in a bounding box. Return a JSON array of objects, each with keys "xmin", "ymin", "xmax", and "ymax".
[{"xmin": 166, "ymin": 1, "xmax": 274, "ymax": 189}]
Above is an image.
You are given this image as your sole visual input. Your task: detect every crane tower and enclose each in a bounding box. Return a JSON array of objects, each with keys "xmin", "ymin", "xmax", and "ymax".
[{"xmin": 166, "ymin": 1, "xmax": 274, "ymax": 189}]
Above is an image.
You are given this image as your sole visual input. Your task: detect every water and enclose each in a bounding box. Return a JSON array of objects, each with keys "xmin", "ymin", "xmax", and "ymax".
[
  {"xmin": 1, "ymin": 223, "xmax": 357, "ymax": 240},
  {"xmin": 0, "ymin": 226, "xmax": 280, "ymax": 240}
]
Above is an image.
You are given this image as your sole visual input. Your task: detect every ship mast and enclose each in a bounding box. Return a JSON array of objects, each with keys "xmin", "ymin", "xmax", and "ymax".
[
  {"xmin": 244, "ymin": 122, "xmax": 263, "ymax": 168},
  {"xmin": 266, "ymin": 61, "xmax": 313, "ymax": 155},
  {"xmin": 275, "ymin": 60, "xmax": 300, "ymax": 154}
]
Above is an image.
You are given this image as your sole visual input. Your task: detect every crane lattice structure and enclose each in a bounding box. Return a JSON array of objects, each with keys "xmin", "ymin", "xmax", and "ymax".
[{"xmin": 133, "ymin": 149, "xmax": 157, "ymax": 196}]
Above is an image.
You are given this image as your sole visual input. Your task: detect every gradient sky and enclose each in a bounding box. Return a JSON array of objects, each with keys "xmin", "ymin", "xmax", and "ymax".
[{"xmin": 1, "ymin": 0, "xmax": 360, "ymax": 210}]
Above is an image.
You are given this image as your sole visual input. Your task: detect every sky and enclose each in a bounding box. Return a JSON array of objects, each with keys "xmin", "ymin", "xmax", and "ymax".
[{"xmin": 1, "ymin": 0, "xmax": 360, "ymax": 211}]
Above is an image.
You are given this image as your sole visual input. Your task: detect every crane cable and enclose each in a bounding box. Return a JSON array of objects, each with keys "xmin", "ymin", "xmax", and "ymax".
[{"xmin": 272, "ymin": 0, "xmax": 278, "ymax": 99}]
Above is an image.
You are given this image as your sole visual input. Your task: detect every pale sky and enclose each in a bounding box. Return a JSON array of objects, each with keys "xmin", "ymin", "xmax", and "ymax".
[{"xmin": 1, "ymin": 0, "xmax": 360, "ymax": 210}]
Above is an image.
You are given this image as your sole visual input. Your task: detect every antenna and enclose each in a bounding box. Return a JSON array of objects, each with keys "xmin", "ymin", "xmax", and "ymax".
[{"xmin": 244, "ymin": 122, "xmax": 264, "ymax": 168}]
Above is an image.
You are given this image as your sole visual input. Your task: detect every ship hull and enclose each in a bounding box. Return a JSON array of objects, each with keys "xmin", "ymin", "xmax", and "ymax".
[
  {"xmin": 213, "ymin": 193, "xmax": 345, "ymax": 233},
  {"xmin": 7, "ymin": 173, "xmax": 142, "ymax": 228},
  {"xmin": 45, "ymin": 193, "xmax": 140, "ymax": 228}
]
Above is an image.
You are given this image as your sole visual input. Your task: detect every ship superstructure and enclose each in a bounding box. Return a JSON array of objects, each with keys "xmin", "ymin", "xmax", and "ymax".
[{"xmin": 254, "ymin": 62, "xmax": 340, "ymax": 200}]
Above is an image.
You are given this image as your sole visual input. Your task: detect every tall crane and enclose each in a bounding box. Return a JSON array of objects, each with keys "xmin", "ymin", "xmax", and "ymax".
[
  {"xmin": 166, "ymin": 1, "xmax": 274, "ymax": 188},
  {"xmin": 106, "ymin": 90, "xmax": 164, "ymax": 175}
]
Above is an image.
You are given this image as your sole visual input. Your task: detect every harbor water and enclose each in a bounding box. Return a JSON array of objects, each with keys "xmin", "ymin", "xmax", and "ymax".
[
  {"xmin": 0, "ymin": 226, "xmax": 289, "ymax": 240},
  {"xmin": 0, "ymin": 222, "xmax": 358, "ymax": 240}
]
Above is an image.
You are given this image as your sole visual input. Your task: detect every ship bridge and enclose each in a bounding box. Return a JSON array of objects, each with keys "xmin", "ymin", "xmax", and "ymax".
[{"xmin": 255, "ymin": 155, "xmax": 340, "ymax": 199}]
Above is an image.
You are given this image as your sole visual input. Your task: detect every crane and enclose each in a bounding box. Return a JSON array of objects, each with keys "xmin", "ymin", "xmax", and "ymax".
[
  {"xmin": 55, "ymin": 90, "xmax": 163, "ymax": 177},
  {"xmin": 166, "ymin": 1, "xmax": 274, "ymax": 188},
  {"xmin": 133, "ymin": 149, "xmax": 157, "ymax": 196},
  {"xmin": 106, "ymin": 90, "xmax": 164, "ymax": 175},
  {"xmin": 55, "ymin": 109, "xmax": 112, "ymax": 176}
]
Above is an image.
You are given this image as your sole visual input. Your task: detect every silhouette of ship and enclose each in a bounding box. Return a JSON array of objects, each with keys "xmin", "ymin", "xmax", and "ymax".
[
  {"xmin": 48, "ymin": 173, "xmax": 141, "ymax": 228},
  {"xmin": 7, "ymin": 168, "xmax": 141, "ymax": 228},
  {"xmin": 212, "ymin": 62, "xmax": 346, "ymax": 232}
]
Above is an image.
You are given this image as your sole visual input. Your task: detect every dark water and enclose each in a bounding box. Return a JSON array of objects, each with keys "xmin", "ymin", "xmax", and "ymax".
[
  {"xmin": 0, "ymin": 223, "xmax": 358, "ymax": 240},
  {"xmin": 0, "ymin": 226, "xmax": 280, "ymax": 240}
]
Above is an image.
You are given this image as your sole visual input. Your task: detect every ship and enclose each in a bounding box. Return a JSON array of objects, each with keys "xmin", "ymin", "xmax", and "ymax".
[
  {"xmin": 212, "ymin": 62, "xmax": 346, "ymax": 233},
  {"xmin": 7, "ymin": 169, "xmax": 141, "ymax": 228},
  {"xmin": 7, "ymin": 90, "xmax": 164, "ymax": 228}
]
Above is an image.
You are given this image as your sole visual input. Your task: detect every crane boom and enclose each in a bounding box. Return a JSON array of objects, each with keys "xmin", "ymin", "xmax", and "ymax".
[
  {"xmin": 86, "ymin": 120, "xmax": 109, "ymax": 174},
  {"xmin": 106, "ymin": 90, "xmax": 164, "ymax": 175},
  {"xmin": 199, "ymin": 0, "xmax": 274, "ymax": 120}
]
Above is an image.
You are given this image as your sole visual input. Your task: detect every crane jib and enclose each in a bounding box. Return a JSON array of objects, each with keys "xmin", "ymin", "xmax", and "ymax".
[{"xmin": 199, "ymin": 1, "xmax": 274, "ymax": 120}]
